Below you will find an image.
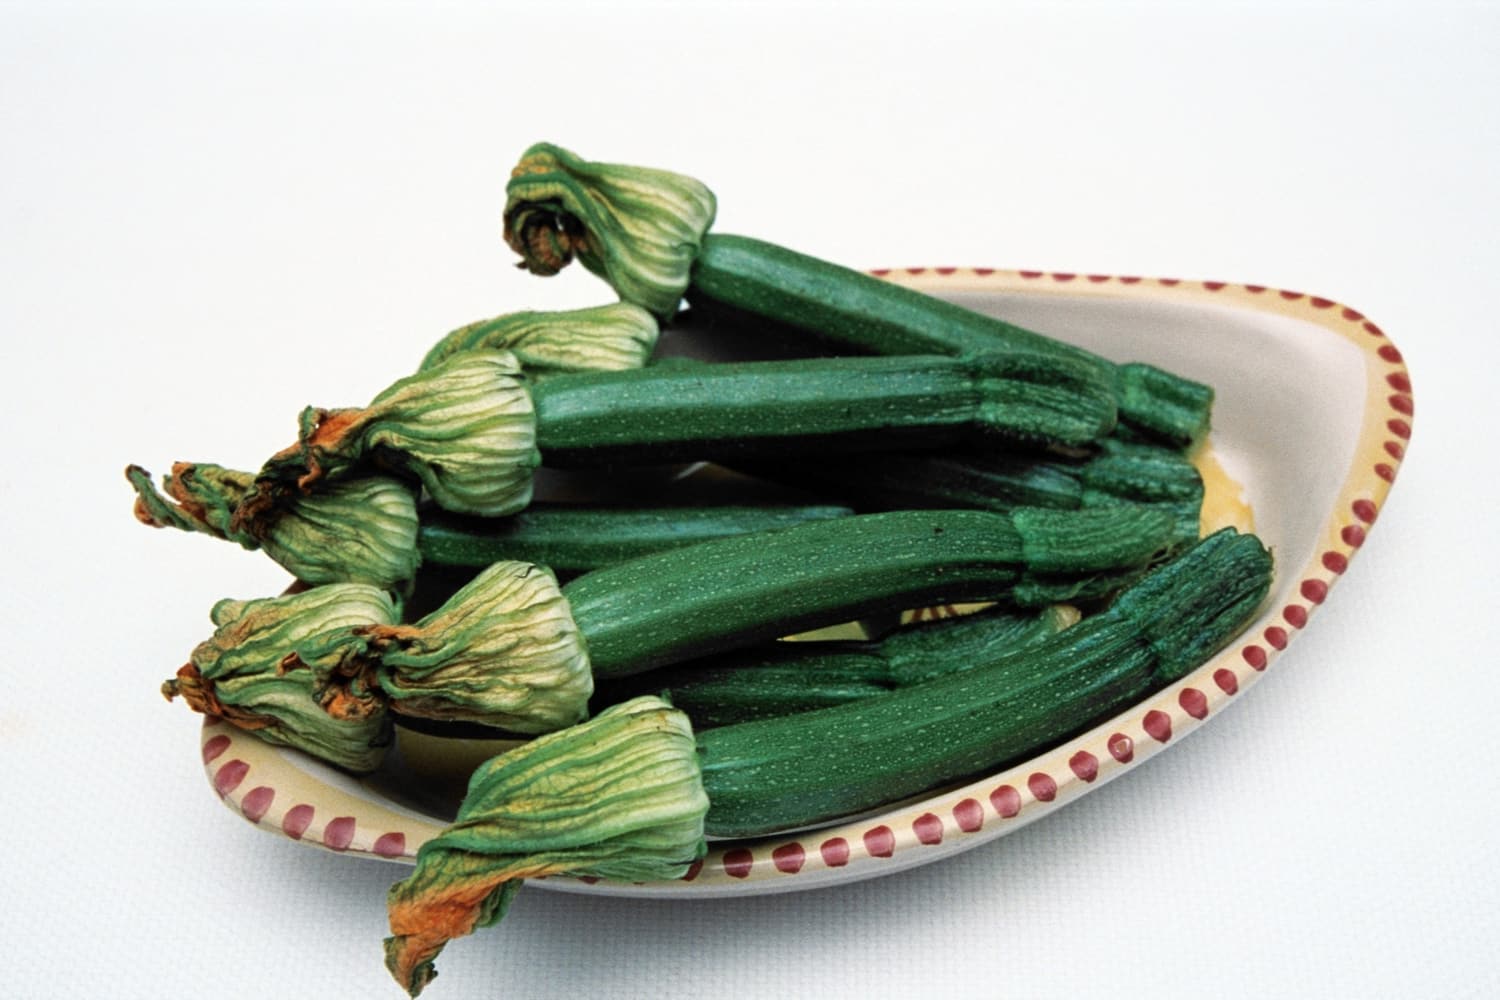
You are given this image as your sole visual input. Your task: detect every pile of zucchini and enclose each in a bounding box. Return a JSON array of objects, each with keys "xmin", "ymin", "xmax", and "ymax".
[{"xmin": 130, "ymin": 144, "xmax": 1271, "ymax": 998}]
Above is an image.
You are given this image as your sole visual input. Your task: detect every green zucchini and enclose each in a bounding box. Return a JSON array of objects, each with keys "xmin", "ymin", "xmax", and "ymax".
[
  {"xmin": 416, "ymin": 501, "xmax": 854, "ymax": 574},
  {"xmin": 592, "ymin": 603, "xmax": 1077, "ymax": 728},
  {"xmin": 696, "ymin": 526, "xmax": 1272, "ymax": 837},
  {"xmin": 502, "ymin": 142, "xmax": 1213, "ymax": 447}
]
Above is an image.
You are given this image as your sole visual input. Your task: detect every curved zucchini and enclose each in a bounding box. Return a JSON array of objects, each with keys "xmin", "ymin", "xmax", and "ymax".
[{"xmin": 696, "ymin": 527, "xmax": 1272, "ymax": 837}]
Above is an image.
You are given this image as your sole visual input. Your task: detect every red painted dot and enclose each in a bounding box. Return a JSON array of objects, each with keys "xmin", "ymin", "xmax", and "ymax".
[
  {"xmin": 240, "ymin": 786, "xmax": 275, "ymax": 823},
  {"xmin": 1144, "ymin": 710, "xmax": 1173, "ymax": 743},
  {"xmin": 1108, "ymin": 733, "xmax": 1134, "ymax": 763},
  {"xmin": 1323, "ymin": 551, "xmax": 1349, "ymax": 573},
  {"xmin": 1301, "ymin": 579, "xmax": 1329, "ymax": 604},
  {"xmin": 1203, "ymin": 281, "xmax": 1226, "ymax": 291},
  {"xmin": 1159, "ymin": 278, "xmax": 1181, "ymax": 287},
  {"xmin": 1310, "ymin": 296, "xmax": 1336, "ymax": 309},
  {"xmin": 1375, "ymin": 463, "xmax": 1396, "ymax": 482},
  {"xmin": 1279, "ymin": 289, "xmax": 1304, "ymax": 301},
  {"xmin": 1387, "ymin": 418, "xmax": 1412, "ymax": 440},
  {"xmin": 1377, "ymin": 344, "xmax": 1403, "ymax": 363},
  {"xmin": 863, "ymin": 826, "xmax": 896, "ymax": 858},
  {"xmin": 1120, "ymin": 276, "xmax": 1143, "ymax": 284},
  {"xmin": 1364, "ymin": 321, "xmax": 1386, "ymax": 338},
  {"xmin": 1087, "ymin": 274, "xmax": 1111, "ymax": 283},
  {"xmin": 772, "ymin": 843, "xmax": 806, "ymax": 874},
  {"xmin": 1214, "ymin": 668, "xmax": 1239, "ymax": 695},
  {"xmin": 723, "ymin": 848, "xmax": 755, "ymax": 878},
  {"xmin": 935, "ymin": 266, "xmax": 957, "ymax": 275},
  {"xmin": 1245, "ymin": 284, "xmax": 1267, "ymax": 293},
  {"xmin": 1386, "ymin": 373, "xmax": 1411, "ymax": 392},
  {"xmin": 1284, "ymin": 604, "xmax": 1309, "ymax": 628},
  {"xmin": 903, "ymin": 267, "xmax": 926, "ymax": 275},
  {"xmin": 1019, "ymin": 270, "xmax": 1045, "ymax": 279},
  {"xmin": 1242, "ymin": 645, "xmax": 1268, "ymax": 671},
  {"xmin": 1384, "ymin": 440, "xmax": 1405, "ymax": 460},
  {"xmin": 1069, "ymin": 751, "xmax": 1099, "ymax": 783},
  {"xmin": 1264, "ymin": 626, "xmax": 1289, "ymax": 650},
  {"xmin": 990, "ymin": 784, "xmax": 1022, "ymax": 818},
  {"xmin": 322, "ymin": 816, "xmax": 357, "ymax": 852},
  {"xmin": 913, "ymin": 813, "xmax": 944, "ymax": 845},
  {"xmin": 973, "ymin": 267, "xmax": 995, "ymax": 276},
  {"xmin": 373, "ymin": 832, "xmax": 407, "ymax": 858},
  {"xmin": 1352, "ymin": 499, "xmax": 1378, "ymax": 523},
  {"xmin": 869, "ymin": 268, "xmax": 891, "ymax": 277},
  {"xmin": 213, "ymin": 760, "xmax": 249, "ymax": 798},
  {"xmin": 680, "ymin": 859, "xmax": 704, "ymax": 881},
  {"xmin": 1342, "ymin": 524, "xmax": 1366, "ymax": 547},
  {"xmin": 953, "ymin": 798, "xmax": 984, "ymax": 833},
  {"xmin": 1027, "ymin": 772, "xmax": 1058, "ymax": 802},
  {"xmin": 1052, "ymin": 272, "xmax": 1077, "ymax": 282},
  {"xmin": 202, "ymin": 734, "xmax": 231, "ymax": 764},
  {"xmin": 576, "ymin": 876, "xmax": 601, "ymax": 885},
  {"xmin": 1179, "ymin": 687, "xmax": 1209, "ymax": 719},
  {"xmin": 1388, "ymin": 394, "xmax": 1414, "ymax": 416},
  {"xmin": 1341, "ymin": 306, "xmax": 1364, "ymax": 321},
  {"xmin": 282, "ymin": 804, "xmax": 315, "ymax": 840},
  {"xmin": 820, "ymin": 838, "xmax": 851, "ymax": 867}
]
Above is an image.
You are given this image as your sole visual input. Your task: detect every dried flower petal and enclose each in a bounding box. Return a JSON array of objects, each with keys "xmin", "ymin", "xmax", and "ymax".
[
  {"xmin": 504, "ymin": 142, "xmax": 717, "ymax": 320},
  {"xmin": 384, "ymin": 696, "xmax": 707, "ymax": 995}
]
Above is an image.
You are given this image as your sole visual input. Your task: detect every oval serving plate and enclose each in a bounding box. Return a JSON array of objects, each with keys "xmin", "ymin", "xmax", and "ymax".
[{"xmin": 194, "ymin": 268, "xmax": 1411, "ymax": 896}]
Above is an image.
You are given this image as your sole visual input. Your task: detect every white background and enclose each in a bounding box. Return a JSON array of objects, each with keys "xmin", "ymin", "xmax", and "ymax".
[{"xmin": 3, "ymin": 2, "xmax": 1497, "ymax": 997}]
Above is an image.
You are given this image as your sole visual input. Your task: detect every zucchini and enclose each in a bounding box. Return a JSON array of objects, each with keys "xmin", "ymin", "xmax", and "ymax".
[
  {"xmin": 380, "ymin": 529, "xmax": 1271, "ymax": 993},
  {"xmin": 696, "ymin": 526, "xmax": 1272, "ymax": 836},
  {"xmin": 502, "ymin": 142, "xmax": 1213, "ymax": 447},
  {"xmin": 234, "ymin": 347, "xmax": 1116, "ymax": 531},
  {"xmin": 593, "ymin": 603, "xmax": 1078, "ymax": 728},
  {"xmin": 417, "ymin": 501, "xmax": 854, "ymax": 574}
]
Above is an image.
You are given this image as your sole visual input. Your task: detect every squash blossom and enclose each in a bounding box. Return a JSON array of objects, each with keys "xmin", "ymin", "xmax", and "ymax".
[
  {"xmin": 383, "ymin": 696, "xmax": 708, "ymax": 997},
  {"xmin": 163, "ymin": 584, "xmax": 401, "ymax": 773},
  {"xmin": 236, "ymin": 351, "xmax": 540, "ymax": 529},
  {"xmin": 358, "ymin": 560, "xmax": 592, "ymax": 734},
  {"xmin": 128, "ymin": 463, "xmax": 420, "ymax": 591},
  {"xmin": 418, "ymin": 301, "xmax": 658, "ymax": 374},
  {"xmin": 504, "ymin": 141, "xmax": 716, "ymax": 320}
]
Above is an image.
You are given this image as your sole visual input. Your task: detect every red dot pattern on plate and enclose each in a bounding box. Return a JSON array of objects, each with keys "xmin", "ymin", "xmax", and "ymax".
[
  {"xmin": 1245, "ymin": 284, "xmax": 1266, "ymax": 293},
  {"xmin": 1323, "ymin": 552, "xmax": 1349, "ymax": 573},
  {"xmin": 1387, "ymin": 419, "xmax": 1412, "ymax": 440},
  {"xmin": 773, "ymin": 843, "xmax": 806, "ymax": 874},
  {"xmin": 864, "ymin": 826, "xmax": 896, "ymax": 858},
  {"xmin": 1179, "ymin": 688, "xmax": 1209, "ymax": 720},
  {"xmin": 914, "ymin": 813, "xmax": 944, "ymax": 845},
  {"xmin": 1352, "ymin": 499, "xmax": 1378, "ymax": 523},
  {"xmin": 990, "ymin": 784, "xmax": 1022, "ymax": 818},
  {"xmin": 1389, "ymin": 394, "xmax": 1414, "ymax": 416},
  {"xmin": 1387, "ymin": 373, "xmax": 1411, "ymax": 393},
  {"xmin": 1342, "ymin": 525, "xmax": 1366, "ymax": 547},
  {"xmin": 1069, "ymin": 751, "xmax": 1099, "ymax": 783},
  {"xmin": 820, "ymin": 838, "xmax": 851, "ymax": 868},
  {"xmin": 1108, "ymin": 733, "xmax": 1134, "ymax": 763},
  {"xmin": 1375, "ymin": 463, "xmax": 1395, "ymax": 483},
  {"xmin": 722, "ymin": 848, "xmax": 755, "ymax": 878},
  {"xmin": 1144, "ymin": 710, "xmax": 1172, "ymax": 743},
  {"xmin": 1378, "ymin": 345, "xmax": 1402, "ymax": 364},
  {"xmin": 213, "ymin": 760, "xmax": 249, "ymax": 798},
  {"xmin": 1242, "ymin": 645, "xmax": 1268, "ymax": 671},
  {"xmin": 323, "ymin": 816, "xmax": 357, "ymax": 852},
  {"xmin": 1301, "ymin": 579, "xmax": 1329, "ymax": 604},
  {"xmin": 1284, "ymin": 605, "xmax": 1308, "ymax": 628},
  {"xmin": 1264, "ymin": 626, "xmax": 1288, "ymax": 650},
  {"xmin": 202, "ymin": 734, "xmax": 231, "ymax": 764},
  {"xmin": 1203, "ymin": 281, "xmax": 1226, "ymax": 291},
  {"xmin": 1214, "ymin": 668, "xmax": 1239, "ymax": 695},
  {"xmin": 1027, "ymin": 772, "xmax": 1058, "ymax": 802},
  {"xmin": 1384, "ymin": 441, "xmax": 1405, "ymax": 460},
  {"xmin": 1310, "ymin": 296, "xmax": 1336, "ymax": 309},
  {"xmin": 680, "ymin": 859, "xmax": 703, "ymax": 882},
  {"xmin": 373, "ymin": 832, "xmax": 407, "ymax": 859},
  {"xmin": 241, "ymin": 786, "xmax": 275, "ymax": 823},
  {"xmin": 283, "ymin": 804, "xmax": 315, "ymax": 840},
  {"xmin": 953, "ymin": 798, "xmax": 984, "ymax": 833}
]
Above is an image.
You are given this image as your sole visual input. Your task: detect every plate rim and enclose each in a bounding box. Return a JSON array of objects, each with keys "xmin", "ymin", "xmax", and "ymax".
[{"xmin": 192, "ymin": 266, "xmax": 1413, "ymax": 894}]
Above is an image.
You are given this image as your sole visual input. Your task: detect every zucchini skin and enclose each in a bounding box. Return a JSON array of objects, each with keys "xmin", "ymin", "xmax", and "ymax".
[
  {"xmin": 528, "ymin": 350, "xmax": 1118, "ymax": 463},
  {"xmin": 695, "ymin": 527, "xmax": 1272, "ymax": 837},
  {"xmin": 688, "ymin": 234, "xmax": 1213, "ymax": 447},
  {"xmin": 416, "ymin": 502, "xmax": 854, "ymax": 574},
  {"xmin": 561, "ymin": 505, "xmax": 1176, "ymax": 678}
]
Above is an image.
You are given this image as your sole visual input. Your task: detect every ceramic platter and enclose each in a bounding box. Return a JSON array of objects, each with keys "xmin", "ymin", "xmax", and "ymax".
[{"xmin": 194, "ymin": 268, "xmax": 1411, "ymax": 897}]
